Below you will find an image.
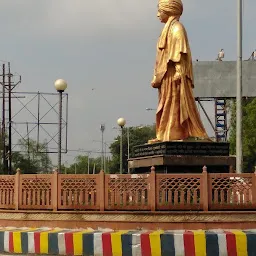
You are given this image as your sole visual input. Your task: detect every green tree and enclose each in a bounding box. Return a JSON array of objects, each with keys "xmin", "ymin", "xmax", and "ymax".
[
  {"xmin": 12, "ymin": 152, "xmax": 39, "ymax": 174},
  {"xmin": 109, "ymin": 125, "xmax": 156, "ymax": 173},
  {"xmin": 0, "ymin": 132, "xmax": 5, "ymax": 173},
  {"xmin": 68, "ymin": 155, "xmax": 102, "ymax": 174},
  {"xmin": 0, "ymin": 133, "xmax": 52, "ymax": 174},
  {"xmin": 13, "ymin": 139, "xmax": 52, "ymax": 173},
  {"xmin": 229, "ymin": 98, "xmax": 256, "ymax": 172}
]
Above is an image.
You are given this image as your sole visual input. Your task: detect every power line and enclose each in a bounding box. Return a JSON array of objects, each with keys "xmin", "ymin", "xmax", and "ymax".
[{"xmin": 11, "ymin": 144, "xmax": 112, "ymax": 154}]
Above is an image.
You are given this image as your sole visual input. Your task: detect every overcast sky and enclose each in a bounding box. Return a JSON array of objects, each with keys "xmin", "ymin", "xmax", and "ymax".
[{"xmin": 0, "ymin": 0, "xmax": 255, "ymax": 165}]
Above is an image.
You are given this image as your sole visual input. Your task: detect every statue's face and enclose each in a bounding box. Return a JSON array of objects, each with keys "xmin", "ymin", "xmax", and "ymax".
[{"xmin": 157, "ymin": 9, "xmax": 169, "ymax": 23}]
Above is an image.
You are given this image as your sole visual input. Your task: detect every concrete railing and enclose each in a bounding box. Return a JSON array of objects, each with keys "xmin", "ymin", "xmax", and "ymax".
[{"xmin": 1, "ymin": 167, "xmax": 256, "ymax": 211}]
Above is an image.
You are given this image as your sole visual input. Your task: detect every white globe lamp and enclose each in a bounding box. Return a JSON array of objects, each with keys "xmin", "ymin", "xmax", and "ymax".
[
  {"xmin": 54, "ymin": 79, "xmax": 67, "ymax": 92},
  {"xmin": 117, "ymin": 117, "xmax": 126, "ymax": 128}
]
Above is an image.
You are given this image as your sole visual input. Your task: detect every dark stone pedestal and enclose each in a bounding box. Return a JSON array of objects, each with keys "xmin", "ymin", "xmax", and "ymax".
[{"xmin": 129, "ymin": 141, "xmax": 235, "ymax": 174}]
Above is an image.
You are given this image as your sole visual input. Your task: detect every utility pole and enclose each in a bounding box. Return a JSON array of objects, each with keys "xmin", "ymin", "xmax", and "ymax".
[
  {"xmin": 8, "ymin": 63, "xmax": 12, "ymax": 174},
  {"xmin": 236, "ymin": 0, "xmax": 243, "ymax": 173},
  {"xmin": 0, "ymin": 62, "xmax": 21, "ymax": 174},
  {"xmin": 1, "ymin": 64, "xmax": 7, "ymax": 173}
]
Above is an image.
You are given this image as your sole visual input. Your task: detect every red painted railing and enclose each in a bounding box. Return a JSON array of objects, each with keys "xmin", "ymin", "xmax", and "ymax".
[{"xmin": 1, "ymin": 168, "xmax": 256, "ymax": 211}]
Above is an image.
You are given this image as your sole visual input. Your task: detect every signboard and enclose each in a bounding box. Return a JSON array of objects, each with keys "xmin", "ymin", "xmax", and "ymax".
[{"xmin": 193, "ymin": 61, "xmax": 256, "ymax": 98}]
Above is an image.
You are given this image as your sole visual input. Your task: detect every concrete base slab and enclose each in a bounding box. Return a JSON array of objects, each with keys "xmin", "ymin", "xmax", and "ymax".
[
  {"xmin": 0, "ymin": 210, "xmax": 256, "ymax": 230},
  {"xmin": 128, "ymin": 155, "xmax": 236, "ymax": 168}
]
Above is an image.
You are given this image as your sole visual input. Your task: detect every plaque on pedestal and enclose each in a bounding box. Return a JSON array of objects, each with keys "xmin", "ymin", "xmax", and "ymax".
[{"xmin": 133, "ymin": 141, "xmax": 229, "ymax": 158}]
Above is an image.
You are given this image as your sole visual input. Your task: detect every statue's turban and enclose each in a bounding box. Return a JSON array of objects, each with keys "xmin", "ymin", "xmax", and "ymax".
[{"xmin": 158, "ymin": 0, "xmax": 183, "ymax": 16}]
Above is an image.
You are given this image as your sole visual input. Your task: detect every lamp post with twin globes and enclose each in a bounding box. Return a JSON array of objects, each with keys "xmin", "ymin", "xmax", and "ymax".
[{"xmin": 54, "ymin": 79, "xmax": 67, "ymax": 173}]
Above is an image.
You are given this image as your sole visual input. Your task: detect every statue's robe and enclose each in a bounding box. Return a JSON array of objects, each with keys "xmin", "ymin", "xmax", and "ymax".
[{"xmin": 154, "ymin": 17, "xmax": 208, "ymax": 141}]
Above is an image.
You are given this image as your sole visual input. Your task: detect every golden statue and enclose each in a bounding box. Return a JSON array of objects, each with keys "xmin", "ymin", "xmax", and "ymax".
[{"xmin": 149, "ymin": 0, "xmax": 208, "ymax": 143}]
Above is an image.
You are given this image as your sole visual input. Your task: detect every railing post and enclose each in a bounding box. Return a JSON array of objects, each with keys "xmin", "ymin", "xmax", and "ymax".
[
  {"xmin": 52, "ymin": 170, "xmax": 58, "ymax": 211},
  {"xmin": 252, "ymin": 171, "xmax": 256, "ymax": 207},
  {"xmin": 202, "ymin": 166, "xmax": 208, "ymax": 211},
  {"xmin": 99, "ymin": 170, "xmax": 105, "ymax": 211},
  {"xmin": 14, "ymin": 168, "xmax": 20, "ymax": 210},
  {"xmin": 150, "ymin": 166, "xmax": 156, "ymax": 211}
]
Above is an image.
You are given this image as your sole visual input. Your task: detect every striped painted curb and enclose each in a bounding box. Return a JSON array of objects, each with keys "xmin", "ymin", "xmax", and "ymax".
[{"xmin": 0, "ymin": 228, "xmax": 255, "ymax": 255}]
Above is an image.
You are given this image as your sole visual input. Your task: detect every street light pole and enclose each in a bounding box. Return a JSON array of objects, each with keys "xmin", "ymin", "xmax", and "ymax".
[
  {"xmin": 100, "ymin": 124, "xmax": 105, "ymax": 171},
  {"xmin": 54, "ymin": 79, "xmax": 67, "ymax": 173},
  {"xmin": 127, "ymin": 127, "xmax": 130, "ymax": 173},
  {"xmin": 114, "ymin": 124, "xmax": 144, "ymax": 174},
  {"xmin": 104, "ymin": 142, "xmax": 107, "ymax": 172},
  {"xmin": 58, "ymin": 91, "xmax": 63, "ymax": 172},
  {"xmin": 236, "ymin": 0, "xmax": 243, "ymax": 173},
  {"xmin": 120, "ymin": 127, "xmax": 123, "ymax": 174},
  {"xmin": 117, "ymin": 118, "xmax": 126, "ymax": 174},
  {"xmin": 87, "ymin": 152, "xmax": 90, "ymax": 174}
]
